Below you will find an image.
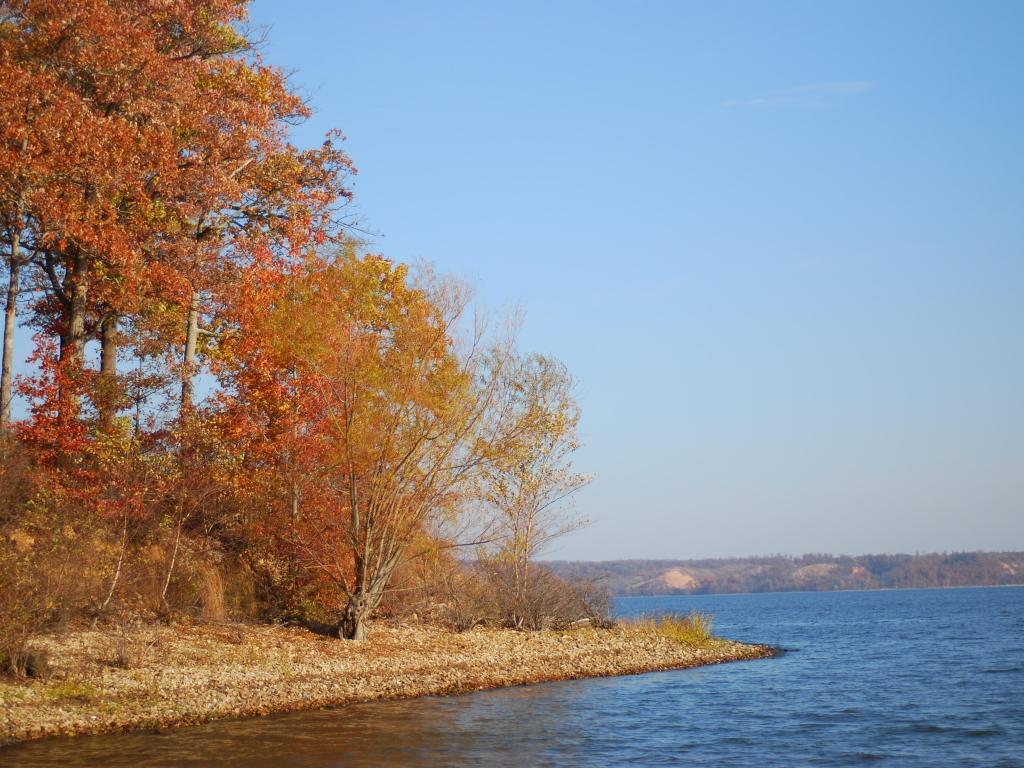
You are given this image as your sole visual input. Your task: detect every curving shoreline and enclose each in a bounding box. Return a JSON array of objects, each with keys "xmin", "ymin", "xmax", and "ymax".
[{"xmin": 1, "ymin": 622, "xmax": 778, "ymax": 744}]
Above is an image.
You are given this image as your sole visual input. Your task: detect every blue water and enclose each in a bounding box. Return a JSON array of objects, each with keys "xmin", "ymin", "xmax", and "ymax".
[{"xmin": 5, "ymin": 587, "xmax": 1023, "ymax": 766}]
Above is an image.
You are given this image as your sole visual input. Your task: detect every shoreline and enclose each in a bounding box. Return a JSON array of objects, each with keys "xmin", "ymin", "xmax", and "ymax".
[
  {"xmin": 615, "ymin": 582, "xmax": 1024, "ymax": 599},
  {"xmin": 1, "ymin": 622, "xmax": 778, "ymax": 744}
]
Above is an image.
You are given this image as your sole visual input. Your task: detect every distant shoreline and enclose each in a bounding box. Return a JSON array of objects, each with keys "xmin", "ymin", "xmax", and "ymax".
[
  {"xmin": 0, "ymin": 623, "xmax": 777, "ymax": 745},
  {"xmin": 615, "ymin": 582, "xmax": 1024, "ymax": 599},
  {"xmin": 547, "ymin": 552, "xmax": 1024, "ymax": 597}
]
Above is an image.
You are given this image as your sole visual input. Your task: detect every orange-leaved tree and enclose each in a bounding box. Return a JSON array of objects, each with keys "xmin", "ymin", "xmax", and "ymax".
[
  {"xmin": 0, "ymin": 0, "xmax": 354, "ymax": 622},
  {"xmin": 1, "ymin": 0, "xmax": 353, "ymax": 432},
  {"xmin": 215, "ymin": 248, "xmax": 514, "ymax": 639}
]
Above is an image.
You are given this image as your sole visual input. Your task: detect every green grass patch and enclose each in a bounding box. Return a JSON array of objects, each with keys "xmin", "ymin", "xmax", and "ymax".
[{"xmin": 41, "ymin": 680, "xmax": 100, "ymax": 704}]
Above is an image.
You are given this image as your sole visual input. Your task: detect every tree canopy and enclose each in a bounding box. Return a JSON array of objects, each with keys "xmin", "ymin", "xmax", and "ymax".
[{"xmin": 0, "ymin": 0, "xmax": 588, "ymax": 642}]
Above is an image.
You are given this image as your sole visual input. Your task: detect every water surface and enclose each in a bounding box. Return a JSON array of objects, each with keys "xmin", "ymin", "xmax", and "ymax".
[{"xmin": 5, "ymin": 586, "xmax": 1023, "ymax": 766}]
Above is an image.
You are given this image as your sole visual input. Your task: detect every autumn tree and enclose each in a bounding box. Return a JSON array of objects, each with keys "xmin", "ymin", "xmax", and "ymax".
[
  {"xmin": 0, "ymin": 1, "xmax": 87, "ymax": 431},
  {"xmin": 479, "ymin": 354, "xmax": 590, "ymax": 629},
  {"xmin": 1, "ymin": 0, "xmax": 175, "ymax": 421},
  {"xmin": 0, "ymin": 0, "xmax": 594, "ymax": 642},
  {"xmin": 0, "ymin": 0, "xmax": 354, "ymax": 623},
  {"xmin": 0, "ymin": 205, "xmax": 25, "ymax": 435},
  {"xmin": 1, "ymin": 0, "xmax": 352, "ymax": 433},
  {"xmin": 215, "ymin": 250, "xmax": 518, "ymax": 639},
  {"xmin": 0, "ymin": 100, "xmax": 30, "ymax": 434}
]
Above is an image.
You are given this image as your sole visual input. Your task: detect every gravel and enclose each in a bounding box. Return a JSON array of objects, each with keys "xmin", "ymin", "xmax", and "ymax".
[{"xmin": 0, "ymin": 621, "xmax": 775, "ymax": 743}]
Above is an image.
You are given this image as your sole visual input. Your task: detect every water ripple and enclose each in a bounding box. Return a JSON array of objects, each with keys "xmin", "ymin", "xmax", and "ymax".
[{"xmin": 4, "ymin": 586, "xmax": 1023, "ymax": 767}]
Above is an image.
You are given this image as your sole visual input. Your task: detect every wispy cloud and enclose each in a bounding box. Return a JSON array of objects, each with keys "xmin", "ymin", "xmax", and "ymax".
[{"xmin": 723, "ymin": 81, "xmax": 875, "ymax": 107}]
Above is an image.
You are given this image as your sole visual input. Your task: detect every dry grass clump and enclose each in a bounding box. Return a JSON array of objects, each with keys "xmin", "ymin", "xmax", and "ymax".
[
  {"xmin": 633, "ymin": 611, "xmax": 715, "ymax": 647},
  {"xmin": 106, "ymin": 616, "xmax": 163, "ymax": 669}
]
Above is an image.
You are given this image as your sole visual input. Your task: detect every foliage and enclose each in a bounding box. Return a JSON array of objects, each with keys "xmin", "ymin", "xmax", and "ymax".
[
  {"xmin": 212, "ymin": 250, "xmax": 532, "ymax": 638},
  {"xmin": 0, "ymin": 0, "xmax": 591, "ymax": 647},
  {"xmin": 477, "ymin": 353, "xmax": 591, "ymax": 629}
]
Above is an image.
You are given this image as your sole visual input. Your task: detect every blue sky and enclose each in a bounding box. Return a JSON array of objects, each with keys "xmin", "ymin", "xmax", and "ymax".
[
  {"xmin": 240, "ymin": 0, "xmax": 1024, "ymax": 560},
  {"xmin": 10, "ymin": 1, "xmax": 1014, "ymax": 560}
]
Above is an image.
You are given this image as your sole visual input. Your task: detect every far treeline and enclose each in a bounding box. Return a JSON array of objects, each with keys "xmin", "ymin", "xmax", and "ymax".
[
  {"xmin": 0, "ymin": 0, "xmax": 597, "ymax": 661},
  {"xmin": 547, "ymin": 552, "xmax": 1024, "ymax": 596}
]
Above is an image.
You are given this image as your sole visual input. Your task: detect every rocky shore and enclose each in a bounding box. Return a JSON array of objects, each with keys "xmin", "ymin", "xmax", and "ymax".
[{"xmin": 1, "ymin": 622, "xmax": 777, "ymax": 744}]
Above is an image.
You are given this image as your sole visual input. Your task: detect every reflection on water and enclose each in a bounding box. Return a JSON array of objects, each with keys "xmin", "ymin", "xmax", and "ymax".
[
  {"xmin": 4, "ymin": 587, "xmax": 1024, "ymax": 767},
  {"xmin": 2, "ymin": 676, "xmax": 651, "ymax": 767}
]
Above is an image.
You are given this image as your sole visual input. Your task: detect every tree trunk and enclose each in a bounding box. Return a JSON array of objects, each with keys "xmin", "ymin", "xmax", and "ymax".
[
  {"xmin": 181, "ymin": 290, "xmax": 199, "ymax": 412},
  {"xmin": 59, "ymin": 249, "xmax": 88, "ymax": 420},
  {"xmin": 98, "ymin": 313, "xmax": 118, "ymax": 431},
  {"xmin": 333, "ymin": 559, "xmax": 399, "ymax": 640},
  {"xmin": 335, "ymin": 599, "xmax": 368, "ymax": 641},
  {"xmin": 62, "ymin": 251, "xmax": 88, "ymax": 362},
  {"xmin": 0, "ymin": 230, "xmax": 19, "ymax": 433}
]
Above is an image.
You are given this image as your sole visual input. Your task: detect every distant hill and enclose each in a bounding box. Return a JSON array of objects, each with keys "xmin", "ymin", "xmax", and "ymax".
[{"xmin": 545, "ymin": 551, "xmax": 1024, "ymax": 596}]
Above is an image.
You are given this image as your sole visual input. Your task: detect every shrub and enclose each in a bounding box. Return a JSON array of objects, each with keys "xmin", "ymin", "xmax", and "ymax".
[
  {"xmin": 375, "ymin": 551, "xmax": 611, "ymax": 633},
  {"xmin": 0, "ymin": 645, "xmax": 51, "ymax": 679},
  {"xmin": 425, "ymin": 559, "xmax": 611, "ymax": 632},
  {"xmin": 0, "ymin": 532, "xmax": 53, "ymax": 678},
  {"xmin": 476, "ymin": 559, "xmax": 611, "ymax": 631},
  {"xmin": 637, "ymin": 611, "xmax": 715, "ymax": 647}
]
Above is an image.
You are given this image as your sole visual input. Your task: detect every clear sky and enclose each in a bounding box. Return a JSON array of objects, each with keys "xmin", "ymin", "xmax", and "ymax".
[
  {"xmin": 15, "ymin": 0, "xmax": 1014, "ymax": 561},
  {"xmin": 240, "ymin": 0, "xmax": 1024, "ymax": 560}
]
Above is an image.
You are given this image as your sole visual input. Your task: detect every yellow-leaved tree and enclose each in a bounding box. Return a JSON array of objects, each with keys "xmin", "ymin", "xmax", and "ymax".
[
  {"xmin": 219, "ymin": 247, "xmax": 519, "ymax": 639},
  {"xmin": 479, "ymin": 354, "xmax": 591, "ymax": 629}
]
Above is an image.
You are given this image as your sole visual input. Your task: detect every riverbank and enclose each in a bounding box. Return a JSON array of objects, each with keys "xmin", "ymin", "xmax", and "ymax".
[{"xmin": 1, "ymin": 621, "xmax": 776, "ymax": 744}]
